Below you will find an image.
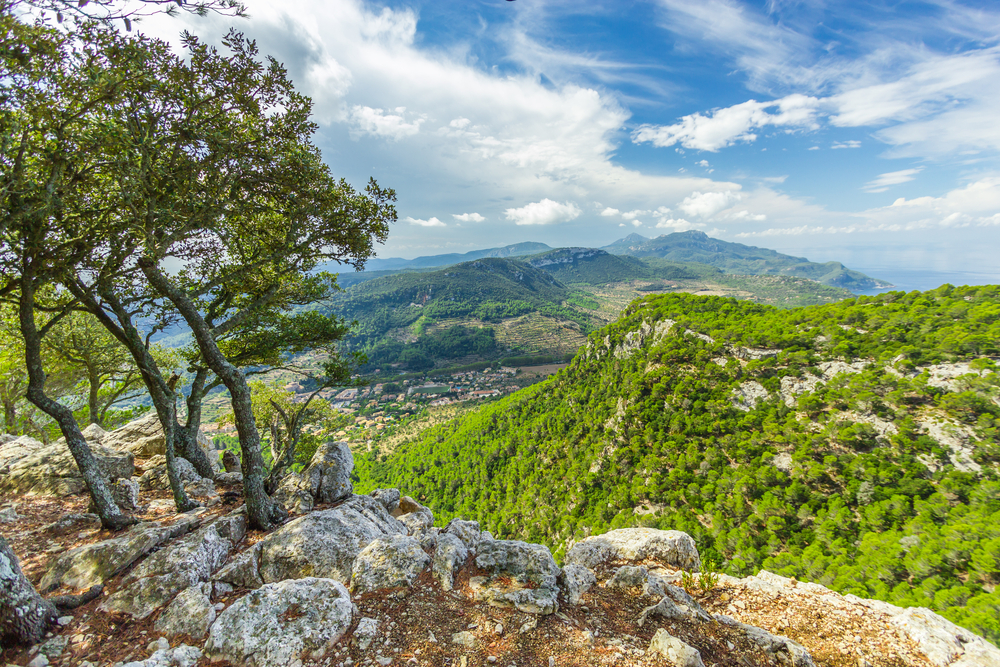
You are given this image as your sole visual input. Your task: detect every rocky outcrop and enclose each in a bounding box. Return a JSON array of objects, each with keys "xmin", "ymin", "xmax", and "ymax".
[
  {"xmin": 730, "ymin": 380, "xmax": 769, "ymax": 412},
  {"xmin": 40, "ymin": 513, "xmax": 203, "ymax": 592},
  {"xmin": 350, "ymin": 534, "xmax": 430, "ymax": 594},
  {"xmin": 566, "ymin": 527, "xmax": 701, "ymax": 572},
  {"xmin": 138, "ymin": 456, "xmax": 202, "ymax": 492},
  {"xmin": 100, "ymin": 512, "xmax": 245, "ymax": 619},
  {"xmin": 101, "ymin": 413, "xmax": 213, "ymax": 460},
  {"xmin": 471, "ymin": 540, "xmax": 561, "ymax": 615},
  {"xmin": 0, "ymin": 435, "xmax": 134, "ymax": 497},
  {"xmin": 431, "ymin": 532, "xmax": 468, "ymax": 591},
  {"xmin": 205, "ymin": 577, "xmax": 354, "ymax": 667},
  {"xmin": 271, "ymin": 441, "xmax": 354, "ymax": 514},
  {"xmin": 217, "ymin": 494, "xmax": 406, "ymax": 589},
  {"xmin": 560, "ymin": 563, "xmax": 596, "ymax": 605},
  {"xmin": 648, "ymin": 629, "xmax": 705, "ymax": 667},
  {"xmin": 397, "ymin": 495, "xmax": 435, "ymax": 535},
  {"xmin": 153, "ymin": 582, "xmax": 215, "ymax": 639}
]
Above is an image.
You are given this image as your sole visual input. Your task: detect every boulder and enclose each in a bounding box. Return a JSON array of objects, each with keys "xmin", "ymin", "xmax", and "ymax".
[
  {"xmin": 565, "ymin": 528, "xmax": 700, "ymax": 572},
  {"xmin": 183, "ymin": 477, "xmax": 219, "ymax": 506},
  {"xmin": 432, "ymin": 532, "xmax": 468, "ymax": 591},
  {"xmin": 271, "ymin": 472, "xmax": 315, "ymax": 514},
  {"xmin": 88, "ymin": 477, "xmax": 139, "ymax": 513},
  {"xmin": 138, "ymin": 458, "xmax": 201, "ymax": 492},
  {"xmin": 120, "ymin": 643, "xmax": 202, "ymax": 667},
  {"xmin": 352, "ymin": 617, "xmax": 379, "ymax": 650},
  {"xmin": 0, "ymin": 506, "xmax": 18, "ymax": 523},
  {"xmin": 560, "ymin": 564, "xmax": 596, "ymax": 605},
  {"xmin": 153, "ymin": 582, "xmax": 215, "ymax": 639},
  {"xmin": 42, "ymin": 513, "xmax": 100, "ymax": 536},
  {"xmin": 80, "ymin": 423, "xmax": 107, "ymax": 443},
  {"xmin": 714, "ymin": 615, "xmax": 815, "ymax": 667},
  {"xmin": 471, "ymin": 540, "xmax": 561, "ymax": 615},
  {"xmin": 205, "ymin": 577, "xmax": 354, "ymax": 667},
  {"xmin": 0, "ymin": 436, "xmax": 134, "ymax": 497},
  {"xmin": 40, "ymin": 514, "xmax": 203, "ymax": 592},
  {"xmin": 214, "ymin": 471, "xmax": 243, "ymax": 485},
  {"xmin": 252, "ymin": 494, "xmax": 406, "ymax": 587},
  {"xmin": 370, "ymin": 488, "xmax": 401, "ymax": 513},
  {"xmin": 304, "ymin": 441, "xmax": 354, "ymax": 504},
  {"xmin": 350, "ymin": 534, "xmax": 430, "ymax": 594},
  {"xmin": 889, "ymin": 607, "xmax": 1000, "ymax": 667},
  {"xmin": 100, "ymin": 512, "xmax": 246, "ymax": 619},
  {"xmin": 221, "ymin": 450, "xmax": 239, "ymax": 473},
  {"xmin": 214, "ymin": 542, "xmax": 264, "ymax": 590},
  {"xmin": 100, "ymin": 413, "xmax": 166, "ymax": 457},
  {"xmin": 638, "ymin": 585, "xmax": 712, "ymax": 625},
  {"xmin": 445, "ymin": 518, "xmax": 486, "ymax": 551},
  {"xmin": 648, "ymin": 629, "xmax": 705, "ymax": 667},
  {"xmin": 396, "ymin": 495, "xmax": 434, "ymax": 535}
]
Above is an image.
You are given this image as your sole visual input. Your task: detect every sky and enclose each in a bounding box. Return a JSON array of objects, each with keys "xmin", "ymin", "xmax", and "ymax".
[{"xmin": 141, "ymin": 0, "xmax": 1000, "ymax": 283}]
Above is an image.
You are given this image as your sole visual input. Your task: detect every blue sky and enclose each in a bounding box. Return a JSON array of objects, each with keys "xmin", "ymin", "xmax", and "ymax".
[{"xmin": 143, "ymin": 0, "xmax": 1000, "ymax": 279}]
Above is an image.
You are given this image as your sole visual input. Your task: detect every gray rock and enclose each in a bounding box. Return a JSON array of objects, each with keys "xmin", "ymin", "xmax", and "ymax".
[
  {"xmin": 101, "ymin": 414, "xmax": 213, "ymax": 462},
  {"xmin": 153, "ymin": 582, "xmax": 215, "ymax": 639},
  {"xmin": 445, "ymin": 518, "xmax": 485, "ymax": 552},
  {"xmin": 451, "ymin": 631, "xmax": 476, "ymax": 647},
  {"xmin": 0, "ymin": 506, "xmax": 18, "ymax": 523},
  {"xmin": 138, "ymin": 458, "xmax": 201, "ymax": 492},
  {"xmin": 183, "ymin": 477, "xmax": 218, "ymax": 505},
  {"xmin": 353, "ymin": 617, "xmax": 379, "ymax": 650},
  {"xmin": 213, "ymin": 471, "xmax": 243, "ymax": 485},
  {"xmin": 560, "ymin": 563, "xmax": 596, "ymax": 605},
  {"xmin": 714, "ymin": 615, "xmax": 814, "ymax": 667},
  {"xmin": 648, "ymin": 629, "xmax": 705, "ymax": 667},
  {"xmin": 80, "ymin": 423, "xmax": 107, "ymax": 443},
  {"xmin": 305, "ymin": 441, "xmax": 354, "ymax": 504},
  {"xmin": 607, "ymin": 565, "xmax": 650, "ymax": 589},
  {"xmin": 100, "ymin": 512, "xmax": 246, "ymax": 619},
  {"xmin": 221, "ymin": 450, "xmax": 239, "ymax": 473},
  {"xmin": 0, "ymin": 436, "xmax": 133, "ymax": 497},
  {"xmin": 638, "ymin": 585, "xmax": 712, "ymax": 626},
  {"xmin": 255, "ymin": 494, "xmax": 406, "ymax": 586},
  {"xmin": 40, "ymin": 514, "xmax": 203, "ymax": 592},
  {"xmin": 89, "ymin": 477, "xmax": 139, "ymax": 513},
  {"xmin": 472, "ymin": 540, "xmax": 561, "ymax": 615},
  {"xmin": 370, "ymin": 488, "xmax": 401, "ymax": 513},
  {"xmin": 889, "ymin": 606, "xmax": 1000, "ymax": 667},
  {"xmin": 205, "ymin": 577, "xmax": 354, "ymax": 667},
  {"xmin": 350, "ymin": 535, "xmax": 430, "ymax": 594},
  {"xmin": 419, "ymin": 528, "xmax": 440, "ymax": 552},
  {"xmin": 214, "ymin": 542, "xmax": 264, "ymax": 590},
  {"xmin": 565, "ymin": 528, "xmax": 700, "ymax": 572},
  {"xmin": 432, "ymin": 532, "xmax": 468, "ymax": 591},
  {"xmin": 398, "ymin": 510, "xmax": 434, "ymax": 535},
  {"xmin": 0, "ymin": 432, "xmax": 15, "ymax": 445},
  {"xmin": 271, "ymin": 472, "xmax": 315, "ymax": 514},
  {"xmin": 120, "ymin": 644, "xmax": 202, "ymax": 667}
]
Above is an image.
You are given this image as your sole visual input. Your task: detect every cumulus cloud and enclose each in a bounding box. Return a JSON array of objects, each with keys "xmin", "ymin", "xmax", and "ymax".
[
  {"xmin": 504, "ymin": 199, "xmax": 582, "ymax": 226},
  {"xmin": 621, "ymin": 209, "xmax": 650, "ymax": 220},
  {"xmin": 406, "ymin": 216, "xmax": 446, "ymax": 227},
  {"xmin": 348, "ymin": 106, "xmax": 424, "ymax": 141},
  {"xmin": 696, "ymin": 160, "xmax": 710, "ymax": 167},
  {"xmin": 730, "ymin": 210, "xmax": 767, "ymax": 221},
  {"xmin": 832, "ymin": 140, "xmax": 861, "ymax": 149},
  {"xmin": 600, "ymin": 207, "xmax": 621, "ymax": 217},
  {"xmin": 453, "ymin": 212, "xmax": 486, "ymax": 223},
  {"xmin": 632, "ymin": 94, "xmax": 820, "ymax": 151},
  {"xmin": 631, "ymin": 220, "xmax": 643, "ymax": 227},
  {"xmin": 655, "ymin": 217, "xmax": 701, "ymax": 231},
  {"xmin": 679, "ymin": 191, "xmax": 742, "ymax": 218},
  {"xmin": 862, "ymin": 168, "xmax": 923, "ymax": 193}
]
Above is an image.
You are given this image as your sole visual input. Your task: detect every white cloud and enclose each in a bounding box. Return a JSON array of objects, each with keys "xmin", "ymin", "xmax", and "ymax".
[
  {"xmin": 808, "ymin": 146, "xmax": 820, "ymax": 151},
  {"xmin": 348, "ymin": 105, "xmax": 424, "ymax": 141},
  {"xmin": 730, "ymin": 210, "xmax": 767, "ymax": 221},
  {"xmin": 632, "ymin": 94, "xmax": 820, "ymax": 151},
  {"xmin": 655, "ymin": 217, "xmax": 701, "ymax": 231},
  {"xmin": 679, "ymin": 191, "xmax": 742, "ymax": 218},
  {"xmin": 696, "ymin": 160, "xmax": 710, "ymax": 167},
  {"xmin": 406, "ymin": 216, "xmax": 446, "ymax": 227},
  {"xmin": 504, "ymin": 199, "xmax": 582, "ymax": 226},
  {"xmin": 831, "ymin": 140, "xmax": 861, "ymax": 149},
  {"xmin": 621, "ymin": 209, "xmax": 650, "ymax": 220},
  {"xmin": 862, "ymin": 168, "xmax": 923, "ymax": 193},
  {"xmin": 631, "ymin": 220, "xmax": 643, "ymax": 227},
  {"xmin": 452, "ymin": 212, "xmax": 485, "ymax": 223},
  {"xmin": 600, "ymin": 207, "xmax": 621, "ymax": 217}
]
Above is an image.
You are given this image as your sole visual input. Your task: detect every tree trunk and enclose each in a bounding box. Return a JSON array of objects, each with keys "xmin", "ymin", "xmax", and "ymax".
[
  {"xmin": 3, "ymin": 399, "xmax": 15, "ymax": 434},
  {"xmin": 0, "ymin": 536, "xmax": 57, "ymax": 647},
  {"xmin": 18, "ymin": 275, "xmax": 131, "ymax": 530},
  {"xmin": 87, "ymin": 364, "xmax": 100, "ymax": 426},
  {"xmin": 67, "ymin": 282, "xmax": 197, "ymax": 513},
  {"xmin": 139, "ymin": 259, "xmax": 286, "ymax": 530},
  {"xmin": 176, "ymin": 367, "xmax": 217, "ymax": 479}
]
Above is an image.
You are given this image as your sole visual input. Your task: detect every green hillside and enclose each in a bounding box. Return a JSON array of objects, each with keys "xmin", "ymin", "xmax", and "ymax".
[
  {"xmin": 328, "ymin": 258, "xmax": 590, "ymax": 371},
  {"xmin": 524, "ymin": 248, "xmax": 660, "ymax": 284},
  {"xmin": 603, "ymin": 230, "xmax": 890, "ymax": 290},
  {"xmin": 357, "ymin": 285, "xmax": 1000, "ymax": 642}
]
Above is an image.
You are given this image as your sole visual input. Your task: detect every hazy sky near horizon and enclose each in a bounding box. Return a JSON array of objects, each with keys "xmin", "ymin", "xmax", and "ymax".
[{"xmin": 142, "ymin": 0, "xmax": 1000, "ymax": 272}]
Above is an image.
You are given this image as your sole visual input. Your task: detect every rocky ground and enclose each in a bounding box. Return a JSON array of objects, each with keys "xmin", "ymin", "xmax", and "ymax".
[{"xmin": 1, "ymin": 420, "xmax": 998, "ymax": 667}]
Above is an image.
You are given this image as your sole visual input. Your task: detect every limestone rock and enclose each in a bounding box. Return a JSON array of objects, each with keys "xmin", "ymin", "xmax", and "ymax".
[
  {"xmin": 560, "ymin": 563, "xmax": 596, "ymax": 605},
  {"xmin": 607, "ymin": 565, "xmax": 650, "ymax": 589},
  {"xmin": 40, "ymin": 514, "xmax": 202, "ymax": 592},
  {"xmin": 890, "ymin": 606, "xmax": 1000, "ymax": 667},
  {"xmin": 715, "ymin": 615, "xmax": 815, "ymax": 667},
  {"xmin": 138, "ymin": 458, "xmax": 201, "ymax": 492},
  {"xmin": 396, "ymin": 495, "xmax": 434, "ymax": 535},
  {"xmin": 432, "ymin": 532, "xmax": 468, "ymax": 591},
  {"xmin": 100, "ymin": 413, "xmax": 166, "ymax": 457},
  {"xmin": 638, "ymin": 585, "xmax": 711, "ymax": 625},
  {"xmin": 0, "ymin": 436, "xmax": 134, "ymax": 497},
  {"xmin": 213, "ymin": 471, "xmax": 243, "ymax": 485},
  {"xmin": 353, "ymin": 617, "xmax": 379, "ymax": 650},
  {"xmin": 271, "ymin": 472, "xmax": 315, "ymax": 514},
  {"xmin": 649, "ymin": 629, "xmax": 705, "ymax": 667},
  {"xmin": 100, "ymin": 512, "xmax": 246, "ymax": 619},
  {"xmin": 80, "ymin": 423, "xmax": 107, "ymax": 443},
  {"xmin": 370, "ymin": 488, "xmax": 401, "ymax": 513},
  {"xmin": 565, "ymin": 528, "xmax": 700, "ymax": 572},
  {"xmin": 445, "ymin": 518, "xmax": 486, "ymax": 552},
  {"xmin": 304, "ymin": 441, "xmax": 354, "ymax": 504},
  {"xmin": 205, "ymin": 577, "xmax": 354, "ymax": 667},
  {"xmin": 0, "ymin": 506, "xmax": 18, "ymax": 523},
  {"xmin": 0, "ymin": 535, "xmax": 57, "ymax": 646},
  {"xmin": 42, "ymin": 513, "xmax": 100, "ymax": 536},
  {"xmin": 88, "ymin": 477, "xmax": 139, "ymax": 513},
  {"xmin": 472, "ymin": 540, "xmax": 561, "ymax": 615},
  {"xmin": 221, "ymin": 450, "xmax": 239, "ymax": 473},
  {"xmin": 183, "ymin": 477, "xmax": 219, "ymax": 505},
  {"xmin": 120, "ymin": 644, "xmax": 202, "ymax": 667},
  {"xmin": 153, "ymin": 582, "xmax": 215, "ymax": 639},
  {"xmin": 254, "ymin": 494, "xmax": 406, "ymax": 586},
  {"xmin": 214, "ymin": 542, "xmax": 264, "ymax": 590},
  {"xmin": 350, "ymin": 534, "xmax": 430, "ymax": 594}
]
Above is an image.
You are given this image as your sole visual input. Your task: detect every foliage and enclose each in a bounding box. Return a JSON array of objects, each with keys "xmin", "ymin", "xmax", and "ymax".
[{"xmin": 357, "ymin": 286, "xmax": 1000, "ymax": 642}]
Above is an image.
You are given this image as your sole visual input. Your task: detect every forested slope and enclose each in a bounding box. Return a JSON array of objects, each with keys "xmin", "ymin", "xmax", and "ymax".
[{"xmin": 357, "ymin": 285, "xmax": 1000, "ymax": 642}]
